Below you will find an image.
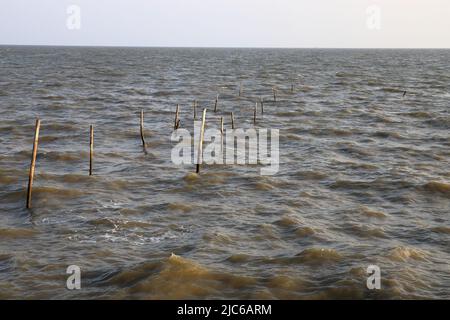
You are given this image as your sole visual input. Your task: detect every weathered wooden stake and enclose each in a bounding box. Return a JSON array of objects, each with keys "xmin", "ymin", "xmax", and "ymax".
[
  {"xmin": 196, "ymin": 108, "xmax": 207, "ymax": 174},
  {"xmin": 260, "ymin": 97, "xmax": 264, "ymax": 114},
  {"xmin": 26, "ymin": 119, "xmax": 40, "ymax": 209},
  {"xmin": 140, "ymin": 109, "xmax": 146, "ymax": 150},
  {"xmin": 238, "ymin": 83, "xmax": 242, "ymax": 97},
  {"xmin": 231, "ymin": 112, "xmax": 235, "ymax": 129},
  {"xmin": 273, "ymin": 87, "xmax": 277, "ymax": 102},
  {"xmin": 254, "ymin": 103, "xmax": 257, "ymax": 125},
  {"xmin": 214, "ymin": 94, "xmax": 219, "ymax": 112},
  {"xmin": 174, "ymin": 104, "xmax": 180, "ymax": 129},
  {"xmin": 220, "ymin": 116, "xmax": 224, "ymax": 151},
  {"xmin": 193, "ymin": 100, "xmax": 197, "ymax": 120},
  {"xmin": 291, "ymin": 84, "xmax": 294, "ymax": 93},
  {"xmin": 89, "ymin": 125, "xmax": 94, "ymax": 176}
]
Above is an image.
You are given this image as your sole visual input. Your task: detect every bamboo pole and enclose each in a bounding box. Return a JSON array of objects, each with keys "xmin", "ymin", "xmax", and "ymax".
[
  {"xmin": 214, "ymin": 94, "xmax": 219, "ymax": 112},
  {"xmin": 220, "ymin": 116, "xmax": 224, "ymax": 152},
  {"xmin": 193, "ymin": 100, "xmax": 197, "ymax": 120},
  {"xmin": 26, "ymin": 119, "xmax": 40, "ymax": 209},
  {"xmin": 174, "ymin": 104, "xmax": 180, "ymax": 130},
  {"xmin": 140, "ymin": 109, "xmax": 146, "ymax": 150},
  {"xmin": 231, "ymin": 112, "xmax": 235, "ymax": 129},
  {"xmin": 89, "ymin": 125, "xmax": 94, "ymax": 176},
  {"xmin": 196, "ymin": 108, "xmax": 207, "ymax": 174}
]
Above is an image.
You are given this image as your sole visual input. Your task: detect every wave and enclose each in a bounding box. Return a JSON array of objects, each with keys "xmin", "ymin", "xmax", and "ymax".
[
  {"xmin": 89, "ymin": 218, "xmax": 152, "ymax": 229},
  {"xmin": 294, "ymin": 248, "xmax": 342, "ymax": 265},
  {"xmin": 0, "ymin": 228, "xmax": 38, "ymax": 239},
  {"xmin": 107, "ymin": 254, "xmax": 257, "ymax": 299},
  {"xmin": 387, "ymin": 246, "xmax": 429, "ymax": 262},
  {"xmin": 430, "ymin": 226, "xmax": 450, "ymax": 234},
  {"xmin": 345, "ymin": 223, "xmax": 387, "ymax": 239},
  {"xmin": 226, "ymin": 253, "xmax": 253, "ymax": 263},
  {"xmin": 381, "ymin": 87, "xmax": 405, "ymax": 94},
  {"xmin": 293, "ymin": 170, "xmax": 328, "ymax": 180},
  {"xmin": 403, "ymin": 111, "xmax": 431, "ymax": 119},
  {"xmin": 0, "ymin": 174, "xmax": 18, "ymax": 184},
  {"xmin": 168, "ymin": 202, "xmax": 193, "ymax": 212},
  {"xmin": 33, "ymin": 186, "xmax": 87, "ymax": 198},
  {"xmin": 39, "ymin": 95, "xmax": 65, "ymax": 101},
  {"xmin": 359, "ymin": 206, "xmax": 387, "ymax": 219},
  {"xmin": 273, "ymin": 215, "xmax": 301, "ymax": 228},
  {"xmin": 372, "ymin": 130, "xmax": 403, "ymax": 139},
  {"xmin": 422, "ymin": 181, "xmax": 450, "ymax": 197},
  {"xmin": 294, "ymin": 226, "xmax": 316, "ymax": 238},
  {"xmin": 41, "ymin": 151, "xmax": 84, "ymax": 162}
]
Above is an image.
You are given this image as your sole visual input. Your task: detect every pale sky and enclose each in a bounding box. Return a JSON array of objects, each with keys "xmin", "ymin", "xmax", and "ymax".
[{"xmin": 1, "ymin": 0, "xmax": 449, "ymax": 48}]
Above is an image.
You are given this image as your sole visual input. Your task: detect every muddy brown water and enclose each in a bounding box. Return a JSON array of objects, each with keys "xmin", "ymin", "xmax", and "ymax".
[{"xmin": 0, "ymin": 47, "xmax": 449, "ymax": 299}]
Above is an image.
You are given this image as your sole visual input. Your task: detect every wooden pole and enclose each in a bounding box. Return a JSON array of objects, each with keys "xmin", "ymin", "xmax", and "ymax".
[
  {"xmin": 89, "ymin": 125, "xmax": 94, "ymax": 176},
  {"xmin": 238, "ymin": 83, "xmax": 242, "ymax": 97},
  {"xmin": 196, "ymin": 108, "xmax": 207, "ymax": 174},
  {"xmin": 140, "ymin": 109, "xmax": 146, "ymax": 149},
  {"xmin": 291, "ymin": 84, "xmax": 294, "ymax": 93},
  {"xmin": 220, "ymin": 116, "xmax": 224, "ymax": 152},
  {"xmin": 26, "ymin": 119, "xmax": 40, "ymax": 209},
  {"xmin": 214, "ymin": 94, "xmax": 219, "ymax": 112},
  {"xmin": 174, "ymin": 104, "xmax": 179, "ymax": 130},
  {"xmin": 273, "ymin": 87, "xmax": 277, "ymax": 102},
  {"xmin": 261, "ymin": 97, "xmax": 264, "ymax": 114},
  {"xmin": 231, "ymin": 112, "xmax": 235, "ymax": 129},
  {"xmin": 254, "ymin": 103, "xmax": 257, "ymax": 125},
  {"xmin": 193, "ymin": 100, "xmax": 197, "ymax": 120}
]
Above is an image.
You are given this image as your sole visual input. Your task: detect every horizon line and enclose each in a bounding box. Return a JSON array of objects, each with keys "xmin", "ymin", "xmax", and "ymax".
[{"xmin": 1, "ymin": 44, "xmax": 450, "ymax": 50}]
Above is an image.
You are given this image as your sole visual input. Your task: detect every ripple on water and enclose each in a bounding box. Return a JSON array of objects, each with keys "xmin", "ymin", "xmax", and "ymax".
[
  {"xmin": 168, "ymin": 202, "xmax": 193, "ymax": 213},
  {"xmin": 403, "ymin": 111, "xmax": 432, "ymax": 119},
  {"xmin": 273, "ymin": 215, "xmax": 301, "ymax": 228},
  {"xmin": 266, "ymin": 248, "xmax": 343, "ymax": 266},
  {"xmin": 40, "ymin": 151, "xmax": 85, "ymax": 162},
  {"xmin": 293, "ymin": 170, "xmax": 328, "ymax": 180},
  {"xmin": 359, "ymin": 206, "xmax": 387, "ymax": 219},
  {"xmin": 387, "ymin": 246, "xmax": 429, "ymax": 262},
  {"xmin": 226, "ymin": 253, "xmax": 254, "ymax": 264},
  {"xmin": 294, "ymin": 226, "xmax": 316, "ymax": 238},
  {"xmin": 0, "ymin": 228, "xmax": 39, "ymax": 239},
  {"xmin": 264, "ymin": 275, "xmax": 313, "ymax": 299},
  {"xmin": 430, "ymin": 226, "xmax": 450, "ymax": 234},
  {"xmin": 202, "ymin": 231, "xmax": 235, "ymax": 245},
  {"xmin": 32, "ymin": 186, "xmax": 87, "ymax": 199},
  {"xmin": 113, "ymin": 254, "xmax": 257, "ymax": 299},
  {"xmin": 344, "ymin": 223, "xmax": 387, "ymax": 239},
  {"xmin": 294, "ymin": 248, "xmax": 343, "ymax": 265},
  {"xmin": 88, "ymin": 218, "xmax": 152, "ymax": 230},
  {"xmin": 421, "ymin": 181, "xmax": 450, "ymax": 198},
  {"xmin": 0, "ymin": 174, "xmax": 19, "ymax": 184}
]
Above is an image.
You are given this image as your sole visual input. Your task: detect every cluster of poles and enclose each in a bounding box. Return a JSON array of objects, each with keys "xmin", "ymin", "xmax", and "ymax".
[{"xmin": 25, "ymin": 83, "xmax": 294, "ymax": 209}]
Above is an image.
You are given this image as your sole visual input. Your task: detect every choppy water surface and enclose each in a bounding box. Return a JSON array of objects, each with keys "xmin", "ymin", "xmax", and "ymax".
[{"xmin": 0, "ymin": 47, "xmax": 449, "ymax": 299}]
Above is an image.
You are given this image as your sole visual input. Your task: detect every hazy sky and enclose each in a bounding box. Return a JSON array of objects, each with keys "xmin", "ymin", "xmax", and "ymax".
[{"xmin": 1, "ymin": 0, "xmax": 449, "ymax": 48}]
